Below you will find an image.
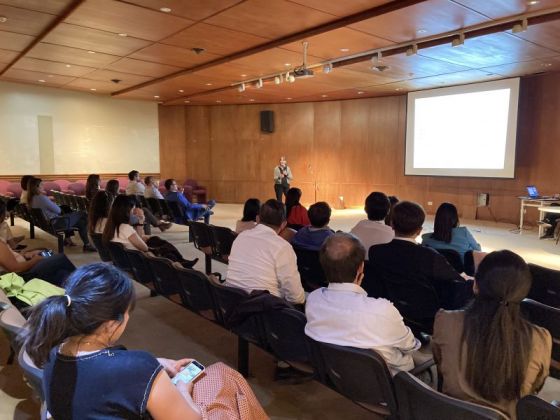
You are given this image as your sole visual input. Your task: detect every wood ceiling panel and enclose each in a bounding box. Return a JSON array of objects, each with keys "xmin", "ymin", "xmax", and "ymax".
[
  {"xmin": 79, "ymin": 69, "xmax": 152, "ymax": 86},
  {"xmin": 43, "ymin": 23, "xmax": 152, "ymax": 56},
  {"xmin": 231, "ymin": 47, "xmax": 322, "ymax": 76},
  {"xmin": 287, "ymin": 0, "xmax": 392, "ymax": 17},
  {"xmin": 12, "ymin": 57, "xmax": 95, "ymax": 77},
  {"xmin": 310, "ymin": 67, "xmax": 397, "ymax": 88},
  {"xmin": 513, "ymin": 20, "xmax": 560, "ymax": 53},
  {"xmin": 27, "ymin": 43, "xmax": 120, "ymax": 67},
  {"xmin": 451, "ymin": 0, "xmax": 560, "ymax": 19},
  {"xmin": 129, "ymin": 43, "xmax": 221, "ymax": 68},
  {"xmin": 193, "ymin": 62, "xmax": 270, "ymax": 83},
  {"xmin": 64, "ymin": 77, "xmax": 126, "ymax": 93},
  {"xmin": 166, "ymin": 88, "xmax": 289, "ymax": 105},
  {"xmin": 350, "ymin": 0, "xmax": 490, "ymax": 42},
  {"xmin": 419, "ymin": 32, "xmax": 558, "ymax": 68},
  {"xmin": 161, "ymin": 22, "xmax": 268, "ymax": 56},
  {"xmin": 204, "ymin": 0, "xmax": 337, "ymax": 39},
  {"xmin": 481, "ymin": 55, "xmax": 560, "ymax": 77},
  {"xmin": 402, "ymin": 69, "xmax": 502, "ymax": 89},
  {"xmin": 281, "ymin": 27, "xmax": 394, "ymax": 60},
  {"xmin": 0, "ymin": 4, "xmax": 56, "ymax": 36},
  {"xmin": 2, "ymin": 67, "xmax": 74, "ymax": 85},
  {"xmin": 0, "ymin": 30, "xmax": 34, "ymax": 51},
  {"xmin": 65, "ymin": 0, "xmax": 195, "ymax": 41},
  {"xmin": 104, "ymin": 57, "xmax": 181, "ymax": 77},
  {"xmin": 0, "ymin": 0, "xmax": 73, "ymax": 14},
  {"xmin": 121, "ymin": 0, "xmax": 243, "ymax": 21},
  {"xmin": 346, "ymin": 52, "xmax": 471, "ymax": 79},
  {"xmin": 0, "ymin": 48, "xmax": 18, "ymax": 63}
]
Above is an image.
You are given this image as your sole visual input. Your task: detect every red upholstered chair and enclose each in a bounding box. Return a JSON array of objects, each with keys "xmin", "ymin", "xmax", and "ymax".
[
  {"xmin": 7, "ymin": 183, "xmax": 22, "ymax": 198},
  {"xmin": 67, "ymin": 182, "xmax": 85, "ymax": 195},
  {"xmin": 53, "ymin": 179, "xmax": 70, "ymax": 191},
  {"xmin": 42, "ymin": 181, "xmax": 61, "ymax": 196},
  {"xmin": 100, "ymin": 180, "xmax": 108, "ymax": 189},
  {"xmin": 0, "ymin": 180, "xmax": 10, "ymax": 195},
  {"xmin": 117, "ymin": 177, "xmax": 129, "ymax": 193},
  {"xmin": 183, "ymin": 179, "xmax": 207, "ymax": 204}
]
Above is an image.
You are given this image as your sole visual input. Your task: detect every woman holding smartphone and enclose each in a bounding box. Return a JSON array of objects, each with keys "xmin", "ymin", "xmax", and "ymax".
[{"xmin": 21, "ymin": 263, "xmax": 267, "ymax": 420}]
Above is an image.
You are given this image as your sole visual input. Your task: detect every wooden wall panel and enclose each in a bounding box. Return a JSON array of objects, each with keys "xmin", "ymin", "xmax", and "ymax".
[{"xmin": 159, "ymin": 71, "xmax": 560, "ymax": 225}]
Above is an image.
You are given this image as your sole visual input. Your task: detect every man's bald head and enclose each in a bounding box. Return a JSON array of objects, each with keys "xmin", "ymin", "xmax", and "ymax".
[{"xmin": 320, "ymin": 233, "xmax": 365, "ymax": 284}]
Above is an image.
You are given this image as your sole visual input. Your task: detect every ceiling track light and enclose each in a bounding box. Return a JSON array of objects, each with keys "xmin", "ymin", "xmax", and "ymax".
[
  {"xmin": 238, "ymin": 83, "xmax": 245, "ymax": 92},
  {"xmin": 371, "ymin": 51, "xmax": 383, "ymax": 65},
  {"xmin": 286, "ymin": 71, "xmax": 295, "ymax": 83},
  {"xmin": 451, "ymin": 32, "xmax": 465, "ymax": 47},
  {"xmin": 274, "ymin": 74, "xmax": 283, "ymax": 85},
  {"xmin": 406, "ymin": 44, "xmax": 418, "ymax": 56},
  {"xmin": 323, "ymin": 62, "xmax": 333, "ymax": 74},
  {"xmin": 255, "ymin": 79, "xmax": 263, "ymax": 89},
  {"xmin": 512, "ymin": 18, "xmax": 528, "ymax": 33}
]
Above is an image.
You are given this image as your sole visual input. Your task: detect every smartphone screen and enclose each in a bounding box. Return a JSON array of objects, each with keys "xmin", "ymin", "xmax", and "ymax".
[{"xmin": 171, "ymin": 360, "xmax": 205, "ymax": 385}]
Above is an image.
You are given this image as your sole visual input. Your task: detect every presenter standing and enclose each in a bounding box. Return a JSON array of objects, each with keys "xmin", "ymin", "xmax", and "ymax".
[{"xmin": 274, "ymin": 156, "xmax": 292, "ymax": 202}]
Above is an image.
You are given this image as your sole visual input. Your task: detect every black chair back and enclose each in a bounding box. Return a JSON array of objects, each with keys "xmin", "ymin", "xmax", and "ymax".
[
  {"xmin": 361, "ymin": 260, "xmax": 387, "ymax": 298},
  {"xmin": 528, "ymin": 263, "xmax": 560, "ymax": 308},
  {"xmin": 175, "ymin": 267, "xmax": 219, "ymax": 322},
  {"xmin": 0, "ymin": 293, "xmax": 26, "ymax": 364},
  {"xmin": 146, "ymin": 197, "xmax": 163, "ymax": 216},
  {"xmin": 90, "ymin": 233, "xmax": 112, "ymax": 262},
  {"xmin": 517, "ymin": 395, "xmax": 560, "ymax": 420},
  {"xmin": 306, "ymin": 338, "xmax": 397, "ymax": 416},
  {"xmin": 106, "ymin": 241, "xmax": 132, "ymax": 271},
  {"xmin": 209, "ymin": 225, "xmax": 237, "ymax": 262},
  {"xmin": 123, "ymin": 248, "xmax": 155, "ymax": 285},
  {"xmin": 262, "ymin": 307, "xmax": 310, "ymax": 366},
  {"xmin": 145, "ymin": 255, "xmax": 180, "ymax": 295},
  {"xmin": 433, "ymin": 248, "xmax": 464, "ymax": 273},
  {"xmin": 293, "ymin": 247, "xmax": 327, "ymax": 292},
  {"xmin": 158, "ymin": 199, "xmax": 174, "ymax": 219},
  {"xmin": 394, "ymin": 371, "xmax": 508, "ymax": 420},
  {"xmin": 166, "ymin": 200, "xmax": 185, "ymax": 221},
  {"xmin": 521, "ymin": 298, "xmax": 560, "ymax": 379},
  {"xmin": 188, "ymin": 221, "xmax": 213, "ymax": 250}
]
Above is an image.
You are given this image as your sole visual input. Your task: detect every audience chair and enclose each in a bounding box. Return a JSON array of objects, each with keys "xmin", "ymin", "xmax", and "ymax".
[
  {"xmin": 293, "ymin": 247, "xmax": 327, "ymax": 292},
  {"xmin": 517, "ymin": 395, "xmax": 560, "ymax": 420},
  {"xmin": 166, "ymin": 200, "xmax": 185, "ymax": 223},
  {"xmin": 146, "ymin": 197, "xmax": 163, "ymax": 217},
  {"xmin": 0, "ymin": 290, "xmax": 26, "ymax": 364},
  {"xmin": 360, "ymin": 260, "xmax": 387, "ymax": 299},
  {"xmin": 187, "ymin": 221, "xmax": 214, "ymax": 274},
  {"xmin": 261, "ymin": 307, "xmax": 312, "ymax": 373},
  {"xmin": 464, "ymin": 250, "xmax": 476, "ymax": 276},
  {"xmin": 29, "ymin": 208, "xmax": 69, "ymax": 253},
  {"xmin": 67, "ymin": 182, "xmax": 85, "ymax": 196},
  {"xmin": 184, "ymin": 179, "xmax": 207, "ymax": 204},
  {"xmin": 106, "ymin": 242, "xmax": 133, "ymax": 272},
  {"xmin": 18, "ymin": 346, "xmax": 50, "ymax": 420},
  {"xmin": 175, "ymin": 267, "xmax": 220, "ymax": 322},
  {"xmin": 521, "ymin": 298, "xmax": 560, "ymax": 379},
  {"xmin": 7, "ymin": 182, "xmax": 22, "ymax": 198},
  {"xmin": 433, "ymin": 248, "xmax": 464, "ymax": 273},
  {"xmin": 209, "ymin": 225, "xmax": 237, "ymax": 264},
  {"xmin": 208, "ymin": 280, "xmax": 266, "ymax": 376},
  {"xmin": 123, "ymin": 248, "xmax": 155, "ymax": 285},
  {"xmin": 528, "ymin": 263, "xmax": 560, "ymax": 308},
  {"xmin": 394, "ymin": 371, "xmax": 508, "ymax": 420},
  {"xmin": 305, "ymin": 338, "xmax": 398, "ymax": 417},
  {"xmin": 53, "ymin": 179, "xmax": 70, "ymax": 191},
  {"xmin": 90, "ymin": 233, "xmax": 112, "ymax": 262},
  {"xmin": 144, "ymin": 255, "xmax": 180, "ymax": 296},
  {"xmin": 15, "ymin": 203, "xmax": 35, "ymax": 238},
  {"xmin": 42, "ymin": 181, "xmax": 61, "ymax": 197}
]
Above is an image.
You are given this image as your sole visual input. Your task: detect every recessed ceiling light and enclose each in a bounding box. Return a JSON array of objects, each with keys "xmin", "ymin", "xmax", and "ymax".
[
  {"xmin": 38, "ymin": 79, "xmax": 45, "ymax": 83},
  {"xmin": 357, "ymin": 91, "xmax": 364, "ymax": 94},
  {"xmin": 542, "ymin": 62, "xmax": 552, "ymax": 67},
  {"xmin": 321, "ymin": 94, "xmax": 328, "ymax": 98},
  {"xmin": 0, "ymin": 16, "xmax": 7, "ymax": 23},
  {"xmin": 216, "ymin": 100, "xmax": 222, "ymax": 103},
  {"xmin": 65, "ymin": 64, "xmax": 71, "ymax": 68},
  {"xmin": 90, "ymin": 88, "xmax": 96, "ymax": 91},
  {"xmin": 184, "ymin": 100, "xmax": 190, "ymax": 103},
  {"xmin": 286, "ymin": 97, "xmax": 292, "ymax": 100},
  {"xmin": 284, "ymin": 63, "xmax": 291, "ymax": 66},
  {"xmin": 249, "ymin": 99, "xmax": 255, "ymax": 102},
  {"xmin": 178, "ymin": 89, "xmax": 184, "ymax": 93},
  {"xmin": 47, "ymin": 74, "xmax": 54, "ymax": 78},
  {"xmin": 205, "ymin": 83, "xmax": 212, "ymax": 86},
  {"xmin": 154, "ymin": 95, "xmax": 160, "ymax": 98},
  {"xmin": 340, "ymin": 48, "xmax": 350, "ymax": 52},
  {"xmin": 160, "ymin": 7, "xmax": 172, "ymax": 12},
  {"xmin": 241, "ymin": 74, "xmax": 247, "ymax": 77},
  {"xmin": 417, "ymin": 28, "xmax": 427, "ymax": 34},
  {"xmin": 87, "ymin": 50, "xmax": 96, "ymax": 54},
  {"xmin": 395, "ymin": 88, "xmax": 402, "ymax": 91},
  {"xmin": 527, "ymin": 0, "xmax": 539, "ymax": 5},
  {"xmin": 118, "ymin": 33, "xmax": 128, "ymax": 37}
]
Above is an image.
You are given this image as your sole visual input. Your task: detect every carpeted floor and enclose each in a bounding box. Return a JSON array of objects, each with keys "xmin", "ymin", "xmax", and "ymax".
[{"xmin": 1, "ymin": 203, "xmax": 559, "ymax": 419}]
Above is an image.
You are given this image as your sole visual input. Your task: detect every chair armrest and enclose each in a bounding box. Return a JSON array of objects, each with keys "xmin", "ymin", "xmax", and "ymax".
[
  {"xmin": 410, "ymin": 357, "xmax": 435, "ymax": 376},
  {"xmin": 49, "ymin": 215, "xmax": 72, "ymax": 232}
]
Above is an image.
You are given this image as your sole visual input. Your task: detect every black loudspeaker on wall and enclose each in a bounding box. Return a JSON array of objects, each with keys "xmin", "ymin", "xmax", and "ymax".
[{"xmin": 260, "ymin": 110, "xmax": 275, "ymax": 133}]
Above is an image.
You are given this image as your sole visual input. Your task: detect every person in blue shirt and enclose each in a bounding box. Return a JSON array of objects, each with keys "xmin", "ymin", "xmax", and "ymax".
[
  {"xmin": 292, "ymin": 201, "xmax": 334, "ymax": 251},
  {"xmin": 422, "ymin": 202, "xmax": 481, "ymax": 262},
  {"xmin": 163, "ymin": 179, "xmax": 215, "ymax": 224}
]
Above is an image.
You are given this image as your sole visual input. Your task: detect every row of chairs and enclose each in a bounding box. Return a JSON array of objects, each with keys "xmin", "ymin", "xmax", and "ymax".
[
  {"xmin": 186, "ymin": 221, "xmax": 237, "ymax": 273},
  {"xmin": 51, "ymin": 190, "xmax": 89, "ymax": 212}
]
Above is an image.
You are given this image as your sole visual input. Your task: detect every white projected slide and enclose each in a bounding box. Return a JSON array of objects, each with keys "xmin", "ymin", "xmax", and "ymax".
[{"xmin": 405, "ymin": 78, "xmax": 520, "ymax": 178}]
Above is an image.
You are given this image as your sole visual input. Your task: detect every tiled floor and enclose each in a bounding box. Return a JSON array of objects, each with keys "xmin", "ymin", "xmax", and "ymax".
[{"xmin": 1, "ymin": 203, "xmax": 559, "ymax": 419}]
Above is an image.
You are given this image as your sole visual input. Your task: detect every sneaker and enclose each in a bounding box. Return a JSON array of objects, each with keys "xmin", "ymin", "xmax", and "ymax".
[
  {"xmin": 83, "ymin": 244, "xmax": 97, "ymax": 253},
  {"xmin": 158, "ymin": 221, "xmax": 173, "ymax": 232}
]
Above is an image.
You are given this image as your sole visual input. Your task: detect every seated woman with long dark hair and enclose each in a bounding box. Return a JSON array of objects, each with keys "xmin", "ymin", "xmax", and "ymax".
[
  {"xmin": 422, "ymin": 202, "xmax": 481, "ymax": 262},
  {"xmin": 432, "ymin": 250, "xmax": 551, "ymax": 418},
  {"xmin": 88, "ymin": 190, "xmax": 114, "ymax": 235},
  {"xmin": 21, "ymin": 263, "xmax": 267, "ymax": 419},
  {"xmin": 85, "ymin": 174, "xmax": 101, "ymax": 202},
  {"xmin": 235, "ymin": 198, "xmax": 260, "ymax": 234},
  {"xmin": 27, "ymin": 177, "xmax": 96, "ymax": 252}
]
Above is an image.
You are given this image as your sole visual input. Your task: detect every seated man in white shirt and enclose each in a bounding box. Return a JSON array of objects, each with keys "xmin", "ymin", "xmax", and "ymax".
[
  {"xmin": 226, "ymin": 199, "xmax": 305, "ymax": 305},
  {"xmin": 125, "ymin": 170, "xmax": 146, "ymax": 196},
  {"xmin": 144, "ymin": 176, "xmax": 164, "ymax": 199},
  {"xmin": 125, "ymin": 171, "xmax": 171, "ymax": 233},
  {"xmin": 350, "ymin": 191, "xmax": 394, "ymax": 259},
  {"xmin": 305, "ymin": 232, "xmax": 420, "ymax": 374}
]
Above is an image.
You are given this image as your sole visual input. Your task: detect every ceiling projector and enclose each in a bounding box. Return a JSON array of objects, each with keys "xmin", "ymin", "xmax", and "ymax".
[{"xmin": 293, "ymin": 68, "xmax": 314, "ymax": 78}]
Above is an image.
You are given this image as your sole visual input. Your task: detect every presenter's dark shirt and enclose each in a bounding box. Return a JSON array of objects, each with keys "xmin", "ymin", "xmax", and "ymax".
[{"xmin": 43, "ymin": 345, "xmax": 162, "ymax": 420}]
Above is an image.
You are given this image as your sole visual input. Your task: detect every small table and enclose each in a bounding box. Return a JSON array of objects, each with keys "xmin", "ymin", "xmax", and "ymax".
[{"xmin": 518, "ymin": 197, "xmax": 560, "ymax": 235}]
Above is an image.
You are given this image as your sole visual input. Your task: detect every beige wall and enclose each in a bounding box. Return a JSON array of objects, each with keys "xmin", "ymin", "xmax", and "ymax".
[
  {"xmin": 0, "ymin": 81, "xmax": 159, "ymax": 175},
  {"xmin": 160, "ymin": 71, "xmax": 560, "ymax": 225}
]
